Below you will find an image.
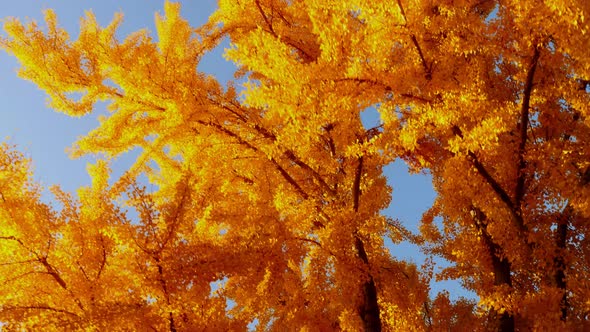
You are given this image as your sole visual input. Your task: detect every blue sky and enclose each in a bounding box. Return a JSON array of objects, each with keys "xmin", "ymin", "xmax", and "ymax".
[{"xmin": 0, "ymin": 1, "xmax": 468, "ymax": 301}]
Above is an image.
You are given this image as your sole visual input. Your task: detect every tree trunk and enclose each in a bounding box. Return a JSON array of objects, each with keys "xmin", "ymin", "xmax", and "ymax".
[
  {"xmin": 353, "ymin": 156, "xmax": 382, "ymax": 331},
  {"xmin": 472, "ymin": 208, "xmax": 514, "ymax": 332},
  {"xmin": 555, "ymin": 216, "xmax": 568, "ymax": 321},
  {"xmin": 355, "ymin": 236, "xmax": 382, "ymax": 332},
  {"xmin": 491, "ymin": 256, "xmax": 514, "ymax": 332}
]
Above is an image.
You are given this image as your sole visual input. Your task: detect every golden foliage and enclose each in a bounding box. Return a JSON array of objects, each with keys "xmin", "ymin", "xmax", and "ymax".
[{"xmin": 1, "ymin": 0, "xmax": 590, "ymax": 330}]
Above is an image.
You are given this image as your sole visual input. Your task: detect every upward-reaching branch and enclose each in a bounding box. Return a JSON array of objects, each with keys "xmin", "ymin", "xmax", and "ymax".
[
  {"xmin": 396, "ymin": 0, "xmax": 432, "ymax": 80},
  {"xmin": 208, "ymin": 96, "xmax": 337, "ymax": 196},
  {"xmin": 555, "ymin": 209, "xmax": 569, "ymax": 322},
  {"xmin": 471, "ymin": 207, "xmax": 514, "ymax": 332},
  {"xmin": 352, "ymin": 155, "xmax": 381, "ymax": 332},
  {"xmin": 352, "ymin": 157, "xmax": 364, "ymax": 212},
  {"xmin": 514, "ymin": 47, "xmax": 541, "ymax": 210},
  {"xmin": 452, "ymin": 125, "xmax": 527, "ymax": 235},
  {"xmin": 255, "ymin": 0, "xmax": 275, "ymax": 36}
]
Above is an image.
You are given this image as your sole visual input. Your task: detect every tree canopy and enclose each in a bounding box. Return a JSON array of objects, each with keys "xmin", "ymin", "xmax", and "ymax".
[{"xmin": 1, "ymin": 0, "xmax": 589, "ymax": 331}]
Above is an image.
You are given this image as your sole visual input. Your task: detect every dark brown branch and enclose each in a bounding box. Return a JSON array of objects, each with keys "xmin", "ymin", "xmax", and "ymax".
[
  {"xmin": 1, "ymin": 235, "xmax": 84, "ymax": 310},
  {"xmin": 242, "ymin": 1, "xmax": 319, "ymax": 63},
  {"xmin": 471, "ymin": 208, "xmax": 512, "ymax": 287},
  {"xmin": 215, "ymin": 102, "xmax": 250, "ymax": 123},
  {"xmin": 77, "ymin": 261, "xmax": 91, "ymax": 282},
  {"xmin": 291, "ymin": 237, "xmax": 336, "ymax": 257},
  {"xmin": 161, "ymin": 183, "xmax": 190, "ymax": 250},
  {"xmin": 351, "ymin": 155, "xmax": 382, "ymax": 332},
  {"xmin": 255, "ymin": 0, "xmax": 276, "ymax": 36},
  {"xmin": 323, "ymin": 125, "xmax": 337, "ymax": 157},
  {"xmin": 396, "ymin": 0, "xmax": 408, "ymax": 22},
  {"xmin": 284, "ymin": 150, "xmax": 336, "ymax": 196},
  {"xmin": 330, "ymin": 77, "xmax": 436, "ymax": 104},
  {"xmin": 206, "ymin": 98, "xmax": 334, "ymax": 196},
  {"xmin": 0, "ymin": 235, "xmax": 26, "ymax": 246},
  {"xmin": 386, "ymin": 218, "xmax": 422, "ymax": 244},
  {"xmin": 468, "ymin": 150, "xmax": 527, "ymax": 235},
  {"xmin": 96, "ymin": 236, "xmax": 107, "ymax": 281},
  {"xmin": 471, "ymin": 207, "xmax": 514, "ymax": 331},
  {"xmin": 554, "ymin": 204, "xmax": 574, "ymax": 322},
  {"xmin": 468, "ymin": 152, "xmax": 516, "ymax": 215},
  {"xmin": 332, "ymin": 77, "xmax": 386, "ymax": 87},
  {"xmin": 380, "ymin": 263, "xmax": 411, "ymax": 280},
  {"xmin": 396, "ymin": 0, "xmax": 432, "ymax": 80},
  {"xmin": 232, "ymin": 170, "xmax": 255, "ymax": 184},
  {"xmin": 0, "ymin": 235, "xmax": 82, "ymax": 308},
  {"xmin": 39, "ymin": 257, "xmax": 67, "ymax": 290},
  {"xmin": 42, "ymin": 256, "xmax": 88, "ymax": 312},
  {"xmin": 452, "ymin": 125, "xmax": 526, "ymax": 235},
  {"xmin": 410, "ymin": 35, "xmax": 432, "ymax": 80},
  {"xmin": 400, "ymin": 93, "xmax": 434, "ymax": 104},
  {"xmin": 154, "ymin": 257, "xmax": 176, "ymax": 332},
  {"xmin": 355, "ymin": 236, "xmax": 381, "ymax": 332},
  {"xmin": 195, "ymin": 121, "xmax": 310, "ymax": 200},
  {"xmin": 116, "ymin": 89, "xmax": 331, "ymax": 221},
  {"xmin": 555, "ymin": 216, "xmax": 568, "ymax": 321},
  {"xmin": 249, "ymin": 126, "xmax": 334, "ymax": 195},
  {"xmin": 274, "ymin": 162, "xmax": 309, "ymax": 200},
  {"xmin": 515, "ymin": 48, "xmax": 540, "ymax": 210},
  {"xmin": 353, "ymin": 156, "xmax": 364, "ymax": 212},
  {"xmin": 0, "ymin": 236, "xmax": 68, "ymax": 298}
]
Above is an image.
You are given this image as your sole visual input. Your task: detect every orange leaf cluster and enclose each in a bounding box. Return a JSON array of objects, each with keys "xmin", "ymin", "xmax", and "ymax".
[{"xmin": 1, "ymin": 1, "xmax": 589, "ymax": 330}]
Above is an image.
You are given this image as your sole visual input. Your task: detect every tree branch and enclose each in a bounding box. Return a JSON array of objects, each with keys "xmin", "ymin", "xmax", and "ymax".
[
  {"xmin": 194, "ymin": 120, "xmax": 310, "ymax": 200},
  {"xmin": 353, "ymin": 156, "xmax": 364, "ymax": 212},
  {"xmin": 206, "ymin": 98, "xmax": 336, "ymax": 196},
  {"xmin": 470, "ymin": 207, "xmax": 514, "ymax": 331},
  {"xmin": 96, "ymin": 236, "xmax": 107, "ymax": 281},
  {"xmin": 291, "ymin": 237, "xmax": 336, "ymax": 257},
  {"xmin": 351, "ymin": 155, "xmax": 382, "ymax": 331},
  {"xmin": 154, "ymin": 255, "xmax": 176, "ymax": 332},
  {"xmin": 515, "ymin": 47, "xmax": 540, "ymax": 210},
  {"xmin": 451, "ymin": 125, "xmax": 527, "ymax": 235},
  {"xmin": 396, "ymin": 0, "xmax": 432, "ymax": 80},
  {"xmin": 2, "ymin": 305, "xmax": 81, "ymax": 318},
  {"xmin": 39, "ymin": 257, "xmax": 67, "ymax": 290},
  {"xmin": 255, "ymin": 0, "xmax": 276, "ymax": 36}
]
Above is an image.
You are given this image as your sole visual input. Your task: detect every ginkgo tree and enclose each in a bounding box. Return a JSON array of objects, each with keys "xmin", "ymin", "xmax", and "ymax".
[{"xmin": 0, "ymin": 0, "xmax": 589, "ymax": 331}]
